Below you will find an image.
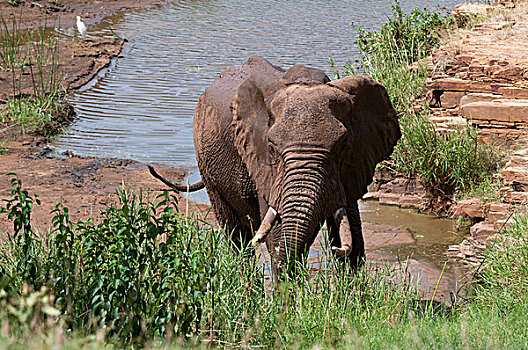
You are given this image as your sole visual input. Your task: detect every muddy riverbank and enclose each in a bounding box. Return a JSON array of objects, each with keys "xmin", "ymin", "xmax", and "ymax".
[
  {"xmin": 0, "ymin": 0, "xmax": 166, "ymax": 30},
  {"xmin": 0, "ymin": 0, "xmax": 208, "ymax": 230}
]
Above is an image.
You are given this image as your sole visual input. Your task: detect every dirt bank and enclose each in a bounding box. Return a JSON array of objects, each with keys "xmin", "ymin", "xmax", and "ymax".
[
  {"xmin": 1, "ymin": 0, "xmax": 165, "ymax": 30},
  {"xmin": 0, "ymin": 0, "xmax": 211, "ymax": 231}
]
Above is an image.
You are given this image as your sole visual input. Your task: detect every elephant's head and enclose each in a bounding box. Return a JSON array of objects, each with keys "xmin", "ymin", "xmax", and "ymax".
[{"xmin": 231, "ymin": 69, "xmax": 400, "ymax": 273}]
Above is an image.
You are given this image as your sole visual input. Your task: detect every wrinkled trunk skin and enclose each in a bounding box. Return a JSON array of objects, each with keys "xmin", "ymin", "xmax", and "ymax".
[{"xmin": 269, "ymin": 151, "xmax": 330, "ymax": 277}]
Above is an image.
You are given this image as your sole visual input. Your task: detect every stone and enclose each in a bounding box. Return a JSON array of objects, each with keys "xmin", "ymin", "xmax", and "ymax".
[
  {"xmin": 497, "ymin": 87, "xmax": 528, "ymax": 99},
  {"xmin": 453, "ymin": 198, "xmax": 487, "ymax": 218},
  {"xmin": 461, "ymin": 99, "xmax": 528, "ymax": 122},
  {"xmin": 440, "ymin": 91, "xmax": 466, "ymax": 108},
  {"xmin": 379, "ymin": 193, "xmax": 401, "ymax": 206},
  {"xmin": 488, "ymin": 203, "xmax": 512, "ymax": 212},
  {"xmin": 459, "ymin": 93, "xmax": 501, "ymax": 107},
  {"xmin": 493, "ymin": 65, "xmax": 525, "ymax": 80},
  {"xmin": 398, "ymin": 196, "xmax": 425, "ymax": 210},
  {"xmin": 488, "ymin": 211, "xmax": 508, "ymax": 223},
  {"xmin": 363, "ymin": 191, "xmax": 380, "ymax": 200},
  {"xmin": 428, "ymin": 78, "xmax": 506, "ymax": 93},
  {"xmin": 502, "ymin": 189, "xmax": 528, "ymax": 203},
  {"xmin": 429, "ymin": 116, "xmax": 468, "ymax": 125},
  {"xmin": 453, "ymin": 3, "xmax": 492, "ymax": 16},
  {"xmin": 502, "ymin": 166, "xmax": 528, "ymax": 184},
  {"xmin": 363, "ymin": 224, "xmax": 416, "ymax": 249},
  {"xmin": 470, "ymin": 221, "xmax": 496, "ymax": 239}
]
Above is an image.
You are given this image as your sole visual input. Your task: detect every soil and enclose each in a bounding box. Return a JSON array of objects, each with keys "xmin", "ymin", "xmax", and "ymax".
[
  {"xmin": 1, "ymin": 0, "xmax": 166, "ymax": 30},
  {"xmin": 0, "ymin": 0, "xmax": 212, "ymax": 233}
]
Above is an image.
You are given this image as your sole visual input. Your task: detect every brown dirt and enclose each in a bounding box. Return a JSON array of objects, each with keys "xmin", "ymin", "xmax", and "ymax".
[
  {"xmin": 0, "ymin": 0, "xmax": 212, "ymax": 233},
  {"xmin": 1, "ymin": 0, "xmax": 166, "ymax": 30},
  {"xmin": 0, "ymin": 133, "xmax": 211, "ymax": 233}
]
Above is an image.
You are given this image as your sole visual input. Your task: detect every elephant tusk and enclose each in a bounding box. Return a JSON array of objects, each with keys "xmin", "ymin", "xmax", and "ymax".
[
  {"xmin": 251, "ymin": 207, "xmax": 278, "ymax": 248},
  {"xmin": 331, "ymin": 207, "xmax": 353, "ymax": 257}
]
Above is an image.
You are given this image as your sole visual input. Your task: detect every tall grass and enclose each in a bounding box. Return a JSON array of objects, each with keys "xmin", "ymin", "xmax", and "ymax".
[
  {"xmin": 393, "ymin": 110, "xmax": 504, "ymax": 199},
  {"xmin": 0, "ymin": 175, "xmax": 421, "ymax": 347},
  {"xmin": 0, "ymin": 15, "xmax": 24, "ymax": 71},
  {"xmin": 1, "ymin": 175, "xmax": 528, "ymax": 348},
  {"xmin": 0, "ymin": 15, "xmax": 73, "ymax": 138},
  {"xmin": 333, "ymin": 2, "xmax": 503, "ymax": 200}
]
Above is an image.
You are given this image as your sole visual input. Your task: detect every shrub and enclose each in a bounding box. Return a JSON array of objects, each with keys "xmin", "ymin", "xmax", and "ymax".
[
  {"xmin": 333, "ymin": 1, "xmax": 502, "ymax": 200},
  {"xmin": 0, "ymin": 175, "xmax": 217, "ymax": 344},
  {"xmin": 391, "ymin": 112, "xmax": 504, "ymax": 200}
]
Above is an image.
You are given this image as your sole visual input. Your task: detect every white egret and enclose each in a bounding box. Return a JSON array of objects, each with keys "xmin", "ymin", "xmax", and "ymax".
[{"xmin": 76, "ymin": 16, "xmax": 87, "ymax": 40}]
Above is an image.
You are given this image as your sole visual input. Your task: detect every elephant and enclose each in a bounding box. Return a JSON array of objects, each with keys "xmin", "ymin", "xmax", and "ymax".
[{"xmin": 149, "ymin": 56, "xmax": 400, "ymax": 276}]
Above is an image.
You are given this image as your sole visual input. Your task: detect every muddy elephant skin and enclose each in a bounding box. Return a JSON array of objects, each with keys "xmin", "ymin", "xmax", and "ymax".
[{"xmin": 187, "ymin": 56, "xmax": 399, "ymax": 275}]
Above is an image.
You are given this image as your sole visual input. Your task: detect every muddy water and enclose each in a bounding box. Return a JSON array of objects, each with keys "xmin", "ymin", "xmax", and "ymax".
[
  {"xmin": 256, "ymin": 201, "xmax": 470, "ymax": 303},
  {"xmin": 52, "ymin": 0, "xmax": 470, "ymax": 301}
]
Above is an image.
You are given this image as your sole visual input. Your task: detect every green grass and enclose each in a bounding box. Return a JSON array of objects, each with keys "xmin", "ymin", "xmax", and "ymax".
[
  {"xmin": 392, "ymin": 111, "xmax": 504, "ymax": 201},
  {"xmin": 332, "ymin": 2, "xmax": 503, "ymax": 201},
  {"xmin": 1, "ymin": 174, "xmax": 528, "ymax": 348},
  {"xmin": 0, "ymin": 175, "xmax": 422, "ymax": 347},
  {"xmin": 0, "ymin": 14, "xmax": 74, "ymax": 139}
]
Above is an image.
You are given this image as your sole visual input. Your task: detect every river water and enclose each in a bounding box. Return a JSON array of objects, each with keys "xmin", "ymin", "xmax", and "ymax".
[
  {"xmin": 53, "ymin": 0, "xmax": 462, "ymax": 165},
  {"xmin": 52, "ymin": 0, "xmax": 471, "ymax": 302}
]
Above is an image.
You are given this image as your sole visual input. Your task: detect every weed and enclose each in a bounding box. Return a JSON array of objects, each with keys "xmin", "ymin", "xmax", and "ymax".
[
  {"xmin": 391, "ymin": 112, "xmax": 504, "ymax": 200},
  {"xmin": 0, "ymin": 14, "xmax": 73, "ymax": 138},
  {"xmin": 0, "ymin": 15, "xmax": 24, "ymax": 71}
]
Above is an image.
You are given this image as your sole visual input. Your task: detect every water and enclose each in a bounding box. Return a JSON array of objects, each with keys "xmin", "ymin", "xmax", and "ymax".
[
  {"xmin": 52, "ymin": 0, "xmax": 471, "ymax": 301},
  {"xmin": 54, "ymin": 0, "xmax": 461, "ymax": 165}
]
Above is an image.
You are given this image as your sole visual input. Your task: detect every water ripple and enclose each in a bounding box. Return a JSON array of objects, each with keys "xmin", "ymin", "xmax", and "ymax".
[{"xmin": 55, "ymin": 0, "xmax": 462, "ymax": 166}]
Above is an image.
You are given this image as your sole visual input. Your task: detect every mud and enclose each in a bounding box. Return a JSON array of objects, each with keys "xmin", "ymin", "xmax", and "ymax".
[
  {"xmin": 0, "ymin": 0, "xmax": 210, "ymax": 232},
  {"xmin": 1, "ymin": 0, "xmax": 165, "ymax": 30},
  {"xmin": 0, "ymin": 135, "xmax": 210, "ymax": 233}
]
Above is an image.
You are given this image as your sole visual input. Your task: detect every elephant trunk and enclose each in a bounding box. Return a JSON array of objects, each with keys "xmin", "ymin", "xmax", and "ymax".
[{"xmin": 274, "ymin": 149, "xmax": 328, "ymax": 267}]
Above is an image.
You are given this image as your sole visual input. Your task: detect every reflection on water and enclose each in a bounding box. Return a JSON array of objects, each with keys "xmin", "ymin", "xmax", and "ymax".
[{"xmin": 55, "ymin": 0, "xmax": 461, "ymax": 166}]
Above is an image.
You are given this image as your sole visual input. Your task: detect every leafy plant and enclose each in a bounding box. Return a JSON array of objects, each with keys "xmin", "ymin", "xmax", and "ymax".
[{"xmin": 0, "ymin": 174, "xmax": 45, "ymax": 290}]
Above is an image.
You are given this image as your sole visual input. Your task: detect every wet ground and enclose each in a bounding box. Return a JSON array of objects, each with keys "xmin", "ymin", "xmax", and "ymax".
[{"xmin": 256, "ymin": 201, "xmax": 471, "ymax": 304}]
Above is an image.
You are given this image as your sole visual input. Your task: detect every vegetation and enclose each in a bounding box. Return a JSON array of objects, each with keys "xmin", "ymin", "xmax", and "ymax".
[
  {"xmin": 0, "ymin": 2, "xmax": 524, "ymax": 349},
  {"xmin": 1, "ymin": 175, "xmax": 528, "ymax": 348},
  {"xmin": 0, "ymin": 15, "xmax": 74, "ymax": 138},
  {"xmin": 332, "ymin": 2, "xmax": 504, "ymax": 202}
]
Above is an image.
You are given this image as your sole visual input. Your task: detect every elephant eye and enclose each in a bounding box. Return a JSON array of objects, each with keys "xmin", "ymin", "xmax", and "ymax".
[
  {"xmin": 268, "ymin": 114, "xmax": 275, "ymax": 127},
  {"xmin": 268, "ymin": 144, "xmax": 275, "ymax": 155}
]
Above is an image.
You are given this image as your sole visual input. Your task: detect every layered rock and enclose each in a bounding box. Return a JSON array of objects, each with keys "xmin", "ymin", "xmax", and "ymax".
[
  {"xmin": 501, "ymin": 148, "xmax": 528, "ymax": 203},
  {"xmin": 424, "ymin": 3, "xmax": 528, "ymax": 264},
  {"xmin": 426, "ymin": 3, "xmax": 528, "ymax": 141}
]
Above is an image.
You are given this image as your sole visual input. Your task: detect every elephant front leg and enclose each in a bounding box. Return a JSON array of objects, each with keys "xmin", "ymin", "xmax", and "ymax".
[
  {"xmin": 327, "ymin": 201, "xmax": 365, "ymax": 270},
  {"xmin": 346, "ymin": 202, "xmax": 365, "ymax": 269}
]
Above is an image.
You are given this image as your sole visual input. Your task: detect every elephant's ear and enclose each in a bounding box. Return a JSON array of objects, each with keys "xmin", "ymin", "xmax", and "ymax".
[
  {"xmin": 231, "ymin": 78, "xmax": 274, "ymax": 200},
  {"xmin": 330, "ymin": 75, "xmax": 401, "ymax": 201}
]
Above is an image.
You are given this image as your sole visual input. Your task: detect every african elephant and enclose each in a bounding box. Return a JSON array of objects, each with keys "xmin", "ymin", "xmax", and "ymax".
[{"xmin": 149, "ymin": 56, "xmax": 400, "ymax": 276}]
